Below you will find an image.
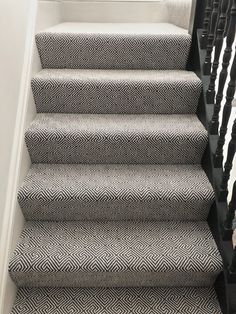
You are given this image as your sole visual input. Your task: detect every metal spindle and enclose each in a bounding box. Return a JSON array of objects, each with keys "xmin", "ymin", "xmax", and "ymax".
[
  {"xmin": 201, "ymin": 0, "xmax": 214, "ymax": 49},
  {"xmin": 214, "ymin": 48, "xmax": 236, "ymax": 168},
  {"xmin": 204, "ymin": 0, "xmax": 221, "ymax": 75},
  {"xmin": 206, "ymin": 0, "xmax": 229, "ymax": 103},
  {"xmin": 210, "ymin": 0, "xmax": 236, "ymax": 135},
  {"xmin": 223, "ymin": 181, "xmax": 236, "ymax": 240}
]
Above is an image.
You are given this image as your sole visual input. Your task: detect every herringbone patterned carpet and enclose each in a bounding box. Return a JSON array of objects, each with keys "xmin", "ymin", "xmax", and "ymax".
[{"xmin": 10, "ymin": 22, "xmax": 223, "ymax": 313}]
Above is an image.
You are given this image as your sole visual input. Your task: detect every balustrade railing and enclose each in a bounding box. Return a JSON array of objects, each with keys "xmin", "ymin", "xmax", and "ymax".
[
  {"xmin": 223, "ymin": 181, "xmax": 236, "ymax": 240},
  {"xmin": 193, "ymin": 0, "xmax": 236, "ymax": 311},
  {"xmin": 198, "ymin": 0, "xmax": 236, "ymax": 286},
  {"xmin": 200, "ymin": 0, "xmax": 213, "ymax": 49},
  {"xmin": 229, "ymin": 246, "xmax": 236, "ymax": 273},
  {"xmin": 204, "ymin": 0, "xmax": 221, "ymax": 75},
  {"xmin": 206, "ymin": 0, "xmax": 230, "ymax": 104},
  {"xmin": 214, "ymin": 50, "xmax": 236, "ymax": 169}
]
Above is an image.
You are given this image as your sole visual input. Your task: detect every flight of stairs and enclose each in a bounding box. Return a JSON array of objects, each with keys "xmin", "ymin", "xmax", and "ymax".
[{"xmin": 10, "ymin": 22, "xmax": 223, "ymax": 313}]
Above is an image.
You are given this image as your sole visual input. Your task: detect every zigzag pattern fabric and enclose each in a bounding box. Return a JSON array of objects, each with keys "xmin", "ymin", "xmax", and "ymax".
[
  {"xmin": 18, "ymin": 164, "xmax": 214, "ymax": 221},
  {"xmin": 9, "ymin": 221, "xmax": 222, "ymax": 287},
  {"xmin": 10, "ymin": 22, "xmax": 223, "ymax": 313},
  {"xmin": 32, "ymin": 69, "xmax": 202, "ymax": 114},
  {"xmin": 35, "ymin": 23, "xmax": 191, "ymax": 70},
  {"xmin": 11, "ymin": 287, "xmax": 222, "ymax": 314},
  {"xmin": 25, "ymin": 113, "xmax": 208, "ymax": 164}
]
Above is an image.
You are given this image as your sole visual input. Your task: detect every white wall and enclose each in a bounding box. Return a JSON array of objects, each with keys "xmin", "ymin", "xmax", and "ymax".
[
  {"xmin": 0, "ymin": 1, "xmax": 61, "ymax": 313},
  {"xmin": 0, "ymin": 0, "xmax": 31, "ymax": 245},
  {"xmin": 0, "ymin": 1, "xmax": 33, "ymax": 313}
]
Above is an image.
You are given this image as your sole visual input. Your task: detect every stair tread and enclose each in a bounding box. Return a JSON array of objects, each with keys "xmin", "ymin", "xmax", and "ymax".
[
  {"xmin": 11, "ymin": 286, "xmax": 222, "ymax": 314},
  {"xmin": 34, "ymin": 68, "xmax": 200, "ymax": 81},
  {"xmin": 39, "ymin": 22, "xmax": 189, "ymax": 35},
  {"xmin": 27, "ymin": 113, "xmax": 206, "ymax": 134},
  {"xmin": 9, "ymin": 220, "xmax": 222, "ymax": 287},
  {"xmin": 25, "ymin": 113, "xmax": 207, "ymax": 164}
]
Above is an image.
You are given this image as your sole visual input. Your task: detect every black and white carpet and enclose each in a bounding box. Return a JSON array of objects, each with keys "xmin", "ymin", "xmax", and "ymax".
[
  {"xmin": 12, "ymin": 287, "xmax": 222, "ymax": 314},
  {"xmin": 9, "ymin": 22, "xmax": 223, "ymax": 313}
]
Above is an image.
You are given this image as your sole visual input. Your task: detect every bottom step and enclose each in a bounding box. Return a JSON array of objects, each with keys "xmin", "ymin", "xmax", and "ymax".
[{"xmin": 11, "ymin": 287, "xmax": 222, "ymax": 313}]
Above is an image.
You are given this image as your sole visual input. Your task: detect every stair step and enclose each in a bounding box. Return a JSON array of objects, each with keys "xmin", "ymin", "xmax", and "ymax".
[
  {"xmin": 36, "ymin": 23, "xmax": 191, "ymax": 70},
  {"xmin": 11, "ymin": 286, "xmax": 222, "ymax": 314},
  {"xmin": 18, "ymin": 164, "xmax": 214, "ymax": 221},
  {"xmin": 25, "ymin": 114, "xmax": 207, "ymax": 164},
  {"xmin": 9, "ymin": 220, "xmax": 222, "ymax": 287},
  {"xmin": 32, "ymin": 69, "xmax": 202, "ymax": 114}
]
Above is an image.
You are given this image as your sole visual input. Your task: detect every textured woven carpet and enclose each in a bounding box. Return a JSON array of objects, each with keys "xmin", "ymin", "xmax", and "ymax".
[
  {"xmin": 26, "ymin": 114, "xmax": 207, "ymax": 164},
  {"xmin": 32, "ymin": 69, "xmax": 202, "ymax": 114},
  {"xmin": 11, "ymin": 287, "xmax": 222, "ymax": 314},
  {"xmin": 36, "ymin": 23, "xmax": 191, "ymax": 69},
  {"xmin": 18, "ymin": 164, "xmax": 214, "ymax": 221},
  {"xmin": 9, "ymin": 221, "xmax": 222, "ymax": 287},
  {"xmin": 10, "ymin": 22, "xmax": 223, "ymax": 313}
]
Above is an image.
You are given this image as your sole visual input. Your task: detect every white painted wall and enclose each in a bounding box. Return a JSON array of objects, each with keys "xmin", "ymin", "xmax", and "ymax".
[
  {"xmin": 0, "ymin": 1, "xmax": 33, "ymax": 312},
  {"xmin": 0, "ymin": 0, "xmax": 31, "ymax": 248},
  {"xmin": 0, "ymin": 1, "xmax": 61, "ymax": 313}
]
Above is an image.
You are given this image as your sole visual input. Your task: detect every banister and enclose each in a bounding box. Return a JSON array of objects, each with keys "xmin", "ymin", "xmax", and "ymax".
[
  {"xmin": 229, "ymin": 247, "xmax": 236, "ymax": 273},
  {"xmin": 203, "ymin": 0, "xmax": 221, "ymax": 75},
  {"xmin": 214, "ymin": 49, "xmax": 236, "ymax": 169},
  {"xmin": 200, "ymin": 0, "xmax": 213, "ymax": 49},
  {"xmin": 223, "ymin": 181, "xmax": 236, "ymax": 240},
  {"xmin": 206, "ymin": 0, "xmax": 230, "ymax": 104},
  {"xmin": 192, "ymin": 0, "xmax": 236, "ymax": 312},
  {"xmin": 209, "ymin": 0, "xmax": 236, "ymax": 135},
  {"xmin": 219, "ymin": 119, "xmax": 236, "ymax": 201}
]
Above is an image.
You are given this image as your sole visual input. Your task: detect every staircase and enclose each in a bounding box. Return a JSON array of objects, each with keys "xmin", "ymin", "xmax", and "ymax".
[{"xmin": 9, "ymin": 22, "xmax": 223, "ymax": 313}]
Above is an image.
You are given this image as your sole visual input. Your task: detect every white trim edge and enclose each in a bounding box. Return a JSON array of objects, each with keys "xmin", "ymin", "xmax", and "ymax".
[{"xmin": 0, "ymin": 1, "xmax": 37, "ymax": 313}]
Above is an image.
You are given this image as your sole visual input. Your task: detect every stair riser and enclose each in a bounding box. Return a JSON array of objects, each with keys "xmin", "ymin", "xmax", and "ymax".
[
  {"xmin": 18, "ymin": 200, "xmax": 213, "ymax": 221},
  {"xmin": 61, "ymin": 2, "xmax": 168, "ymax": 24},
  {"xmin": 18, "ymin": 163, "xmax": 214, "ymax": 221},
  {"xmin": 9, "ymin": 220, "xmax": 222, "ymax": 290},
  {"xmin": 11, "ymin": 287, "xmax": 223, "ymax": 314},
  {"xmin": 25, "ymin": 134, "xmax": 207, "ymax": 164},
  {"xmin": 36, "ymin": 33, "xmax": 191, "ymax": 70},
  {"xmin": 10, "ymin": 271, "xmax": 218, "ymax": 288},
  {"xmin": 32, "ymin": 78, "xmax": 201, "ymax": 114}
]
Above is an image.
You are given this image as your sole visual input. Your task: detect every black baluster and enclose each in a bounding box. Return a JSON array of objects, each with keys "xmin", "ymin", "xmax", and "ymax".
[
  {"xmin": 201, "ymin": 0, "xmax": 213, "ymax": 49},
  {"xmin": 210, "ymin": 0, "xmax": 236, "ymax": 135},
  {"xmin": 223, "ymin": 181, "xmax": 236, "ymax": 240},
  {"xmin": 204, "ymin": 0, "xmax": 221, "ymax": 75},
  {"xmin": 219, "ymin": 119, "xmax": 236, "ymax": 201},
  {"xmin": 206, "ymin": 0, "xmax": 229, "ymax": 103},
  {"xmin": 224, "ymin": 0, "xmax": 234, "ymax": 37},
  {"xmin": 214, "ymin": 48, "xmax": 236, "ymax": 168},
  {"xmin": 229, "ymin": 247, "xmax": 236, "ymax": 273}
]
